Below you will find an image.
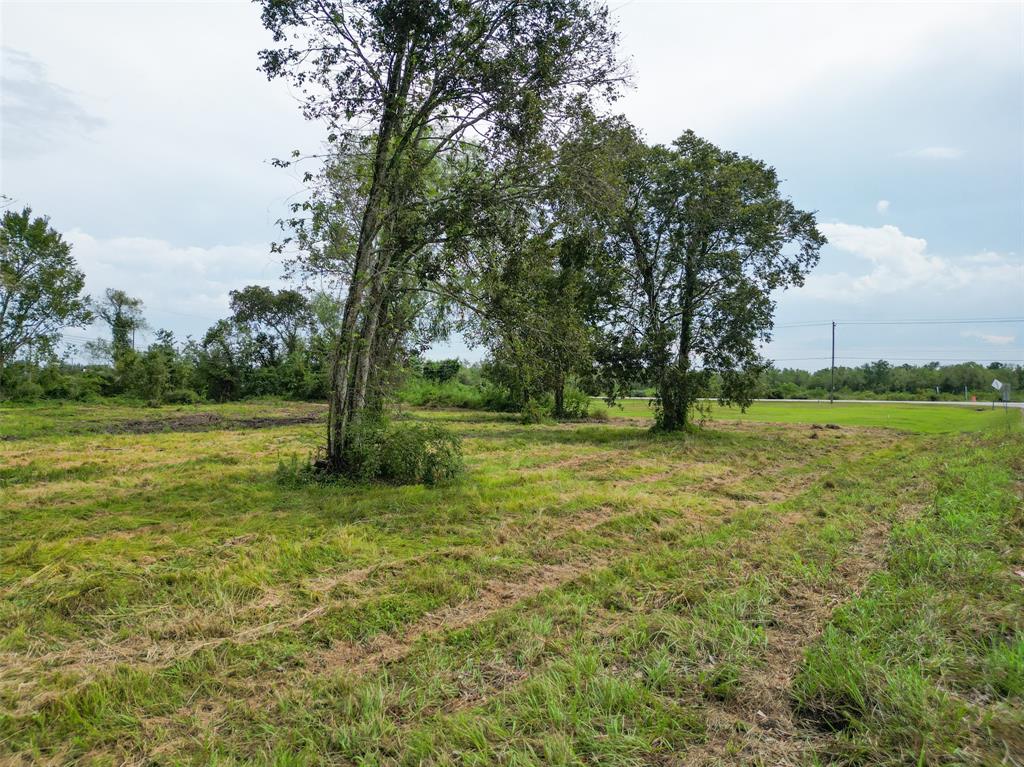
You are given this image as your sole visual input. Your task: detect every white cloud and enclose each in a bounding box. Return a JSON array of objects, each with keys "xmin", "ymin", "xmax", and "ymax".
[
  {"xmin": 961, "ymin": 331, "xmax": 1016, "ymax": 346},
  {"xmin": 804, "ymin": 223, "xmax": 1022, "ymax": 303},
  {"xmin": 964, "ymin": 250, "xmax": 1007, "ymax": 264},
  {"xmin": 616, "ymin": 3, "xmax": 1019, "ymax": 141},
  {"xmin": 876, "ymin": 199, "xmax": 890, "ymax": 214},
  {"xmin": 902, "ymin": 146, "xmax": 964, "ymax": 159},
  {"xmin": 66, "ymin": 231, "xmax": 287, "ymax": 340}
]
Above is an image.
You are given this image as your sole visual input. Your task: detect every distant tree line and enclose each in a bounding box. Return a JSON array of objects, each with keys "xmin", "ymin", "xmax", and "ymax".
[{"xmin": 3, "ymin": 207, "xmax": 1018, "ymax": 414}]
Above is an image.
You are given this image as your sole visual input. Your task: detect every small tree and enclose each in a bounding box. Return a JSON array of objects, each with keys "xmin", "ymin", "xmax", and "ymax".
[
  {"xmin": 599, "ymin": 131, "xmax": 825, "ymax": 429},
  {"xmin": 94, "ymin": 289, "xmax": 147, "ymax": 361},
  {"xmin": 0, "ymin": 207, "xmax": 92, "ymax": 395}
]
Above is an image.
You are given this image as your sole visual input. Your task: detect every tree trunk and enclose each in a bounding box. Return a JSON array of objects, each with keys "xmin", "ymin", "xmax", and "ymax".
[
  {"xmin": 325, "ymin": 41, "xmax": 412, "ymax": 471},
  {"xmin": 675, "ymin": 251, "xmax": 697, "ymax": 430},
  {"xmin": 553, "ymin": 375, "xmax": 565, "ymax": 419}
]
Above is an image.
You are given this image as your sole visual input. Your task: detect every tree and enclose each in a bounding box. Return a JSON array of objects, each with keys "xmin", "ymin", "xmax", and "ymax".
[
  {"xmin": 421, "ymin": 358, "xmax": 461, "ymax": 384},
  {"xmin": 473, "ymin": 227, "xmax": 611, "ymax": 417},
  {"xmin": 598, "ymin": 131, "xmax": 825, "ymax": 430},
  {"xmin": 229, "ymin": 285, "xmax": 311, "ymax": 365},
  {"xmin": 94, "ymin": 289, "xmax": 147, "ymax": 361},
  {"xmin": 0, "ymin": 207, "xmax": 92, "ymax": 395},
  {"xmin": 258, "ymin": 0, "xmax": 622, "ymax": 473}
]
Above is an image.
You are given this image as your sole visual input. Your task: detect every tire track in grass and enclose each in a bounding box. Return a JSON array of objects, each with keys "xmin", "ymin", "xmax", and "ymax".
[
  {"xmin": 1, "ymin": 492, "xmax": 728, "ymax": 719},
  {"xmin": 678, "ymin": 509, "xmax": 932, "ymax": 765},
  {"xmin": 3, "ymin": 443, "xmax": 834, "ymax": 717},
  {"xmin": 187, "ymin": 448, "xmax": 904, "ymax": 766},
  {"xmin": 1, "ymin": 426, "xmax": 885, "ymax": 767}
]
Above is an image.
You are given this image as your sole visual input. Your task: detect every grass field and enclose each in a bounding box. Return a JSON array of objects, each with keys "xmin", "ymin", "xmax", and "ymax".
[
  {"xmin": 605, "ymin": 398, "xmax": 1024, "ymax": 434},
  {"xmin": 1, "ymin": 400, "xmax": 1021, "ymax": 765}
]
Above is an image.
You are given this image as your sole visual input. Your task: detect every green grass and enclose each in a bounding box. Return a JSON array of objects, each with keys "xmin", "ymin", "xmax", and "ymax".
[
  {"xmin": 605, "ymin": 397, "xmax": 1023, "ymax": 433},
  {"xmin": 791, "ymin": 433, "xmax": 1024, "ymax": 764},
  {"xmin": 1, "ymin": 400, "xmax": 1020, "ymax": 764}
]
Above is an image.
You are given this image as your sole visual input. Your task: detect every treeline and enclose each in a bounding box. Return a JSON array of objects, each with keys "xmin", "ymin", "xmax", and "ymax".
[
  {"xmin": 0, "ymin": 279, "xmax": 342, "ymax": 404},
  {"xmin": 2, "ymin": 206, "xmax": 1017, "ymax": 410},
  {"xmin": 762, "ymin": 361, "xmax": 1022, "ymax": 401},
  {"xmin": 399, "ymin": 358, "xmax": 1024, "ymax": 411}
]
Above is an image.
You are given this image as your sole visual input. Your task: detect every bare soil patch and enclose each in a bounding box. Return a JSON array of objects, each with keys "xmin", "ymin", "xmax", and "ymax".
[{"xmin": 99, "ymin": 411, "xmax": 325, "ymax": 435}]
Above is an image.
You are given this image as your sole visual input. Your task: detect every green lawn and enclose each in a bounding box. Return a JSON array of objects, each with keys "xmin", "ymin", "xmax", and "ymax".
[
  {"xmin": 603, "ymin": 397, "xmax": 1023, "ymax": 434},
  {"xmin": 1, "ymin": 401, "xmax": 1021, "ymax": 765}
]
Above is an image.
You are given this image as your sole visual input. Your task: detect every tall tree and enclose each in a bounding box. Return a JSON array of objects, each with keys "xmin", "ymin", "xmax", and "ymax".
[
  {"xmin": 0, "ymin": 207, "xmax": 92, "ymax": 394},
  {"xmin": 258, "ymin": 0, "xmax": 622, "ymax": 473},
  {"xmin": 94, "ymin": 289, "xmax": 147, "ymax": 361},
  {"xmin": 599, "ymin": 131, "xmax": 825, "ymax": 429}
]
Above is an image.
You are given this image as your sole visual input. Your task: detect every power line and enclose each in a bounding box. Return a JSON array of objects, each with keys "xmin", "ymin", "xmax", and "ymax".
[{"xmin": 776, "ymin": 317, "xmax": 1024, "ymax": 328}]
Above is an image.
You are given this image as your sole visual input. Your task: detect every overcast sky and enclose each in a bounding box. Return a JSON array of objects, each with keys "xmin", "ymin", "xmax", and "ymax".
[{"xmin": 2, "ymin": 0, "xmax": 1022, "ymax": 367}]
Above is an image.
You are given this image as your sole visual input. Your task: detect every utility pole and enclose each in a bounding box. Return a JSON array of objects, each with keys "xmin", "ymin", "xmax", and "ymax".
[{"xmin": 830, "ymin": 321, "xmax": 836, "ymax": 404}]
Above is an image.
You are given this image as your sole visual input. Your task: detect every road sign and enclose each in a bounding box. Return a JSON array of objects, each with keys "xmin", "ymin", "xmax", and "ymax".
[{"xmin": 992, "ymin": 379, "xmax": 1003, "ymax": 391}]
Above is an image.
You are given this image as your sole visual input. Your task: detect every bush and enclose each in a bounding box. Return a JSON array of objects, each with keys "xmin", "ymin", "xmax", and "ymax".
[
  {"xmin": 10, "ymin": 380, "xmax": 43, "ymax": 402},
  {"xmin": 519, "ymin": 400, "xmax": 549, "ymax": 424},
  {"xmin": 377, "ymin": 423, "xmax": 463, "ymax": 485},
  {"xmin": 282, "ymin": 420, "xmax": 464, "ymax": 487},
  {"xmin": 164, "ymin": 388, "xmax": 201, "ymax": 405},
  {"xmin": 398, "ymin": 377, "xmax": 486, "ymax": 409},
  {"xmin": 560, "ymin": 386, "xmax": 591, "ymax": 419}
]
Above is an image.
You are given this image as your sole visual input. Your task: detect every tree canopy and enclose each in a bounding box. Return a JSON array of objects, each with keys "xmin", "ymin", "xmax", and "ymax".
[
  {"xmin": 0, "ymin": 207, "xmax": 91, "ymax": 392},
  {"xmin": 593, "ymin": 131, "xmax": 826, "ymax": 429}
]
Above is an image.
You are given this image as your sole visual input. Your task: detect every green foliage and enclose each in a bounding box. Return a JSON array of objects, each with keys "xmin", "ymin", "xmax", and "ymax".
[
  {"xmin": 283, "ymin": 419, "xmax": 465, "ymax": 486},
  {"xmin": 759, "ymin": 360, "xmax": 1024, "ymax": 401},
  {"xmin": 583, "ymin": 131, "xmax": 824, "ymax": 430},
  {"xmin": 164, "ymin": 388, "xmax": 201, "ymax": 405},
  {"xmin": 338, "ymin": 418, "xmax": 465, "ymax": 486},
  {"xmin": 420, "ymin": 358, "xmax": 461, "ymax": 384},
  {"xmin": 0, "ymin": 206, "xmax": 92, "ymax": 395},
  {"xmin": 94, "ymin": 289, "xmax": 146, "ymax": 362},
  {"xmin": 519, "ymin": 399, "xmax": 550, "ymax": 425},
  {"xmin": 377, "ymin": 423, "xmax": 464, "ymax": 486},
  {"xmin": 397, "ymin": 376, "xmax": 488, "ymax": 410}
]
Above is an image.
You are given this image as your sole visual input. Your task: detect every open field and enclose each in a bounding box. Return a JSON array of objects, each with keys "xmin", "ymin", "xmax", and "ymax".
[
  {"xmin": 606, "ymin": 398, "xmax": 1024, "ymax": 434},
  {"xmin": 1, "ymin": 401, "xmax": 1021, "ymax": 765}
]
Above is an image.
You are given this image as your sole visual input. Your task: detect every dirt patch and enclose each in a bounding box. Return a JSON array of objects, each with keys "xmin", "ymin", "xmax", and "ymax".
[{"xmin": 99, "ymin": 412, "xmax": 324, "ymax": 435}]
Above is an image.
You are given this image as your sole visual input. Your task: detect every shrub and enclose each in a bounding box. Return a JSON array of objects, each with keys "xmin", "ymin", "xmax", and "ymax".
[
  {"xmin": 377, "ymin": 423, "xmax": 463, "ymax": 485},
  {"xmin": 520, "ymin": 400, "xmax": 549, "ymax": 424},
  {"xmin": 10, "ymin": 381, "xmax": 43, "ymax": 401},
  {"xmin": 398, "ymin": 377, "xmax": 486, "ymax": 409},
  {"xmin": 560, "ymin": 385, "xmax": 592, "ymax": 419},
  {"xmin": 164, "ymin": 388, "xmax": 201, "ymax": 405},
  {"xmin": 281, "ymin": 421, "xmax": 464, "ymax": 487}
]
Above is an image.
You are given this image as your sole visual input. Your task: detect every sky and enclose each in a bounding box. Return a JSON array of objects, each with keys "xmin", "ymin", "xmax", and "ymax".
[{"xmin": 2, "ymin": 0, "xmax": 1022, "ymax": 369}]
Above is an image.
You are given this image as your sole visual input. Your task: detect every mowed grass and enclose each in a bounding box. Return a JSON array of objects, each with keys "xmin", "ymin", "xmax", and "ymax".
[
  {"xmin": 0, "ymin": 401, "xmax": 1020, "ymax": 765},
  {"xmin": 605, "ymin": 397, "xmax": 1023, "ymax": 434}
]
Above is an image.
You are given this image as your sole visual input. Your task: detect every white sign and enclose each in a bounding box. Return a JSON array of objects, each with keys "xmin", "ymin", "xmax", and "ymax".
[{"xmin": 992, "ymin": 379, "xmax": 1003, "ymax": 391}]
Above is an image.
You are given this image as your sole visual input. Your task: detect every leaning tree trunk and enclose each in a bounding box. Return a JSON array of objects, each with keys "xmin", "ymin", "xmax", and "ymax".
[{"xmin": 324, "ymin": 46, "xmax": 414, "ymax": 471}]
